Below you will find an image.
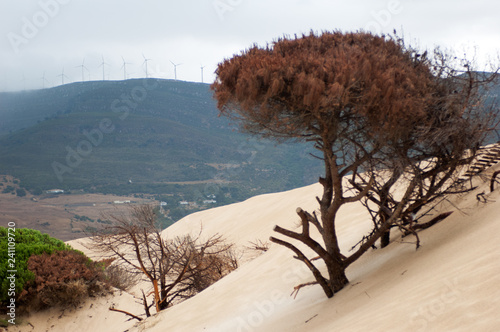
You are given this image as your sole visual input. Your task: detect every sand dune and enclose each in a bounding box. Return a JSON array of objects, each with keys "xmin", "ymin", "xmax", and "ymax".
[
  {"xmin": 129, "ymin": 166, "xmax": 500, "ymax": 331},
  {"xmin": 10, "ymin": 165, "xmax": 500, "ymax": 332},
  {"xmin": 6, "ymin": 290, "xmax": 142, "ymax": 332}
]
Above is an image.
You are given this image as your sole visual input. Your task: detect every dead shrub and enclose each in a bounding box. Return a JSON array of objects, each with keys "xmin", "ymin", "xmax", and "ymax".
[
  {"xmin": 103, "ymin": 264, "xmax": 139, "ymax": 291},
  {"xmin": 89, "ymin": 205, "xmax": 240, "ymax": 318},
  {"xmin": 246, "ymin": 239, "xmax": 270, "ymax": 253},
  {"xmin": 185, "ymin": 240, "xmax": 239, "ymax": 295}
]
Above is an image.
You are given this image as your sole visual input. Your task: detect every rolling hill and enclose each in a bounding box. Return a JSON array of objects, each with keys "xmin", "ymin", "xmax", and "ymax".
[
  {"xmin": 0, "ymin": 79, "xmax": 322, "ymax": 206},
  {"xmin": 0, "ymin": 75, "xmax": 498, "ymax": 226}
]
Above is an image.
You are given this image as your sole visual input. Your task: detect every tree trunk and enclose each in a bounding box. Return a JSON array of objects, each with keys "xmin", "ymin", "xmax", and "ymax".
[
  {"xmin": 379, "ymin": 191, "xmax": 392, "ymax": 248},
  {"xmin": 152, "ymin": 279, "xmax": 161, "ymax": 313},
  {"xmin": 380, "ymin": 230, "xmax": 390, "ymax": 248},
  {"xmin": 326, "ymin": 258, "xmax": 349, "ymax": 292}
]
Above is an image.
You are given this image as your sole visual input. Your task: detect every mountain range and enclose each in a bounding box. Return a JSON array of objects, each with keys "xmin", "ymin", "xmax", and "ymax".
[
  {"xmin": 1, "ymin": 75, "xmax": 498, "ymax": 208},
  {"xmin": 0, "ymin": 79, "xmax": 322, "ymax": 208}
]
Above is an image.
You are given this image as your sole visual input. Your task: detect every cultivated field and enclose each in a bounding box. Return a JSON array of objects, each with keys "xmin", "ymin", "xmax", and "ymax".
[{"xmin": 0, "ymin": 188, "xmax": 154, "ymax": 241}]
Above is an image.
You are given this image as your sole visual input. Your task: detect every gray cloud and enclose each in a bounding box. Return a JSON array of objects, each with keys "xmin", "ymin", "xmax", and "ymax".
[{"xmin": 1, "ymin": 0, "xmax": 498, "ymax": 91}]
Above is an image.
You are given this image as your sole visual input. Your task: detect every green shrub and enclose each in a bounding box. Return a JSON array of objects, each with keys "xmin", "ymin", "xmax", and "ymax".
[
  {"xmin": 2, "ymin": 186, "xmax": 14, "ymax": 194},
  {"xmin": 0, "ymin": 228, "xmax": 72, "ymax": 304},
  {"xmin": 1, "ymin": 228, "xmax": 109, "ymax": 313},
  {"xmin": 15, "ymin": 189, "xmax": 26, "ymax": 197},
  {"xmin": 31, "ymin": 188, "xmax": 43, "ymax": 196}
]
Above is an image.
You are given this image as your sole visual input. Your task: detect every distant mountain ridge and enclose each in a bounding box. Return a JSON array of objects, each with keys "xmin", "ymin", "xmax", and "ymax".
[
  {"xmin": 1, "ymin": 75, "xmax": 498, "ymax": 206},
  {"xmin": 0, "ymin": 79, "xmax": 321, "ymax": 206},
  {"xmin": 0, "ymin": 79, "xmax": 223, "ymax": 135}
]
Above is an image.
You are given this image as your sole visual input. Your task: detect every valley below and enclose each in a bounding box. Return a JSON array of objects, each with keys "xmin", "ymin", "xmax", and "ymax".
[{"xmin": 0, "ymin": 188, "xmax": 154, "ymax": 241}]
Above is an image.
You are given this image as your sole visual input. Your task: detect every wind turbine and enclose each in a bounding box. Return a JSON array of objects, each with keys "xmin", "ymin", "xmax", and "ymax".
[
  {"xmin": 99, "ymin": 55, "xmax": 108, "ymax": 81},
  {"xmin": 200, "ymin": 64, "xmax": 206, "ymax": 83},
  {"xmin": 75, "ymin": 57, "xmax": 89, "ymax": 82},
  {"xmin": 121, "ymin": 56, "xmax": 131, "ymax": 80},
  {"xmin": 142, "ymin": 54, "xmax": 151, "ymax": 78},
  {"xmin": 41, "ymin": 71, "xmax": 49, "ymax": 88},
  {"xmin": 57, "ymin": 67, "xmax": 69, "ymax": 85},
  {"xmin": 170, "ymin": 60, "xmax": 182, "ymax": 80}
]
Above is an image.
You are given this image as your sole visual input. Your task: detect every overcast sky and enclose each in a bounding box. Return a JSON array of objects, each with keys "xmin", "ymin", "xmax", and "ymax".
[{"xmin": 0, "ymin": 0, "xmax": 499, "ymax": 92}]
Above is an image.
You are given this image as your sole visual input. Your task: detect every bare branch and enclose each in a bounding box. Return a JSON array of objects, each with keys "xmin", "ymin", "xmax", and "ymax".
[
  {"xmin": 491, "ymin": 170, "xmax": 500, "ymax": 192},
  {"xmin": 344, "ymin": 178, "xmax": 418, "ymax": 267},
  {"xmin": 273, "ymin": 225, "xmax": 329, "ymax": 262},
  {"xmin": 109, "ymin": 307, "xmax": 143, "ymax": 322},
  {"xmin": 291, "ymin": 281, "xmax": 319, "ymax": 299},
  {"xmin": 270, "ymin": 236, "xmax": 333, "ymax": 298},
  {"xmin": 89, "ymin": 205, "xmax": 238, "ymax": 316}
]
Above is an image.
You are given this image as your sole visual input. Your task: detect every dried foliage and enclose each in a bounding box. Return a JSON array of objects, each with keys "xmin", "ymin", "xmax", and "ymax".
[
  {"xmin": 213, "ymin": 31, "xmax": 438, "ymax": 143},
  {"xmin": 102, "ymin": 262, "xmax": 139, "ymax": 292},
  {"xmin": 245, "ymin": 239, "xmax": 270, "ymax": 253},
  {"xmin": 19, "ymin": 250, "xmax": 108, "ymax": 312},
  {"xmin": 212, "ymin": 31, "xmax": 499, "ymax": 298},
  {"xmin": 89, "ymin": 205, "xmax": 237, "ymax": 319}
]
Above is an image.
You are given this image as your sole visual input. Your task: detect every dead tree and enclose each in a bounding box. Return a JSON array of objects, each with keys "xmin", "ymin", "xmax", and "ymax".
[{"xmin": 89, "ymin": 205, "xmax": 237, "ymax": 317}]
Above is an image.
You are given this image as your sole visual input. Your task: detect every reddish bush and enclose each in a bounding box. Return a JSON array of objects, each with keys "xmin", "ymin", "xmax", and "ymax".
[{"xmin": 19, "ymin": 250, "xmax": 109, "ymax": 311}]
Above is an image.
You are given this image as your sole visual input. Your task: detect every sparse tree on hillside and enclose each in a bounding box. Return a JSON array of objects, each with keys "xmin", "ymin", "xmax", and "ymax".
[
  {"xmin": 212, "ymin": 31, "xmax": 498, "ymax": 298},
  {"xmin": 89, "ymin": 205, "xmax": 237, "ymax": 320}
]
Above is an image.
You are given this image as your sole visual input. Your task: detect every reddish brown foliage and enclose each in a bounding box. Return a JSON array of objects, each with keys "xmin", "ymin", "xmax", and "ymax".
[
  {"xmin": 213, "ymin": 31, "xmax": 437, "ymax": 143},
  {"xmin": 19, "ymin": 250, "xmax": 108, "ymax": 311}
]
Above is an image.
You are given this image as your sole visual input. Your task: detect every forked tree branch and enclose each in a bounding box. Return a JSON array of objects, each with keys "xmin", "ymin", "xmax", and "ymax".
[
  {"xmin": 273, "ymin": 225, "xmax": 329, "ymax": 263},
  {"xmin": 269, "ymin": 236, "xmax": 333, "ymax": 298}
]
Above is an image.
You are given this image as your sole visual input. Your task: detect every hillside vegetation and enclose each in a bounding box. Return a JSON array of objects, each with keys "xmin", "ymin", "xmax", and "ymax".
[{"xmin": 0, "ymin": 79, "xmax": 321, "ymax": 205}]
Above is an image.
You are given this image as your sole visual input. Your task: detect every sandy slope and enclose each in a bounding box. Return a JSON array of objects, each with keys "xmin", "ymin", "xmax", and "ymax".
[
  {"xmin": 128, "ymin": 169, "xmax": 500, "ymax": 332},
  {"xmin": 6, "ymin": 291, "xmax": 142, "ymax": 332},
  {"xmin": 9, "ymin": 166, "xmax": 500, "ymax": 332}
]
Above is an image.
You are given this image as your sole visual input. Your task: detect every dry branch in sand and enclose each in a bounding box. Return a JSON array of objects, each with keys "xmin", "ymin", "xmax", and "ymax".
[{"xmin": 88, "ymin": 205, "xmax": 238, "ymax": 318}]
